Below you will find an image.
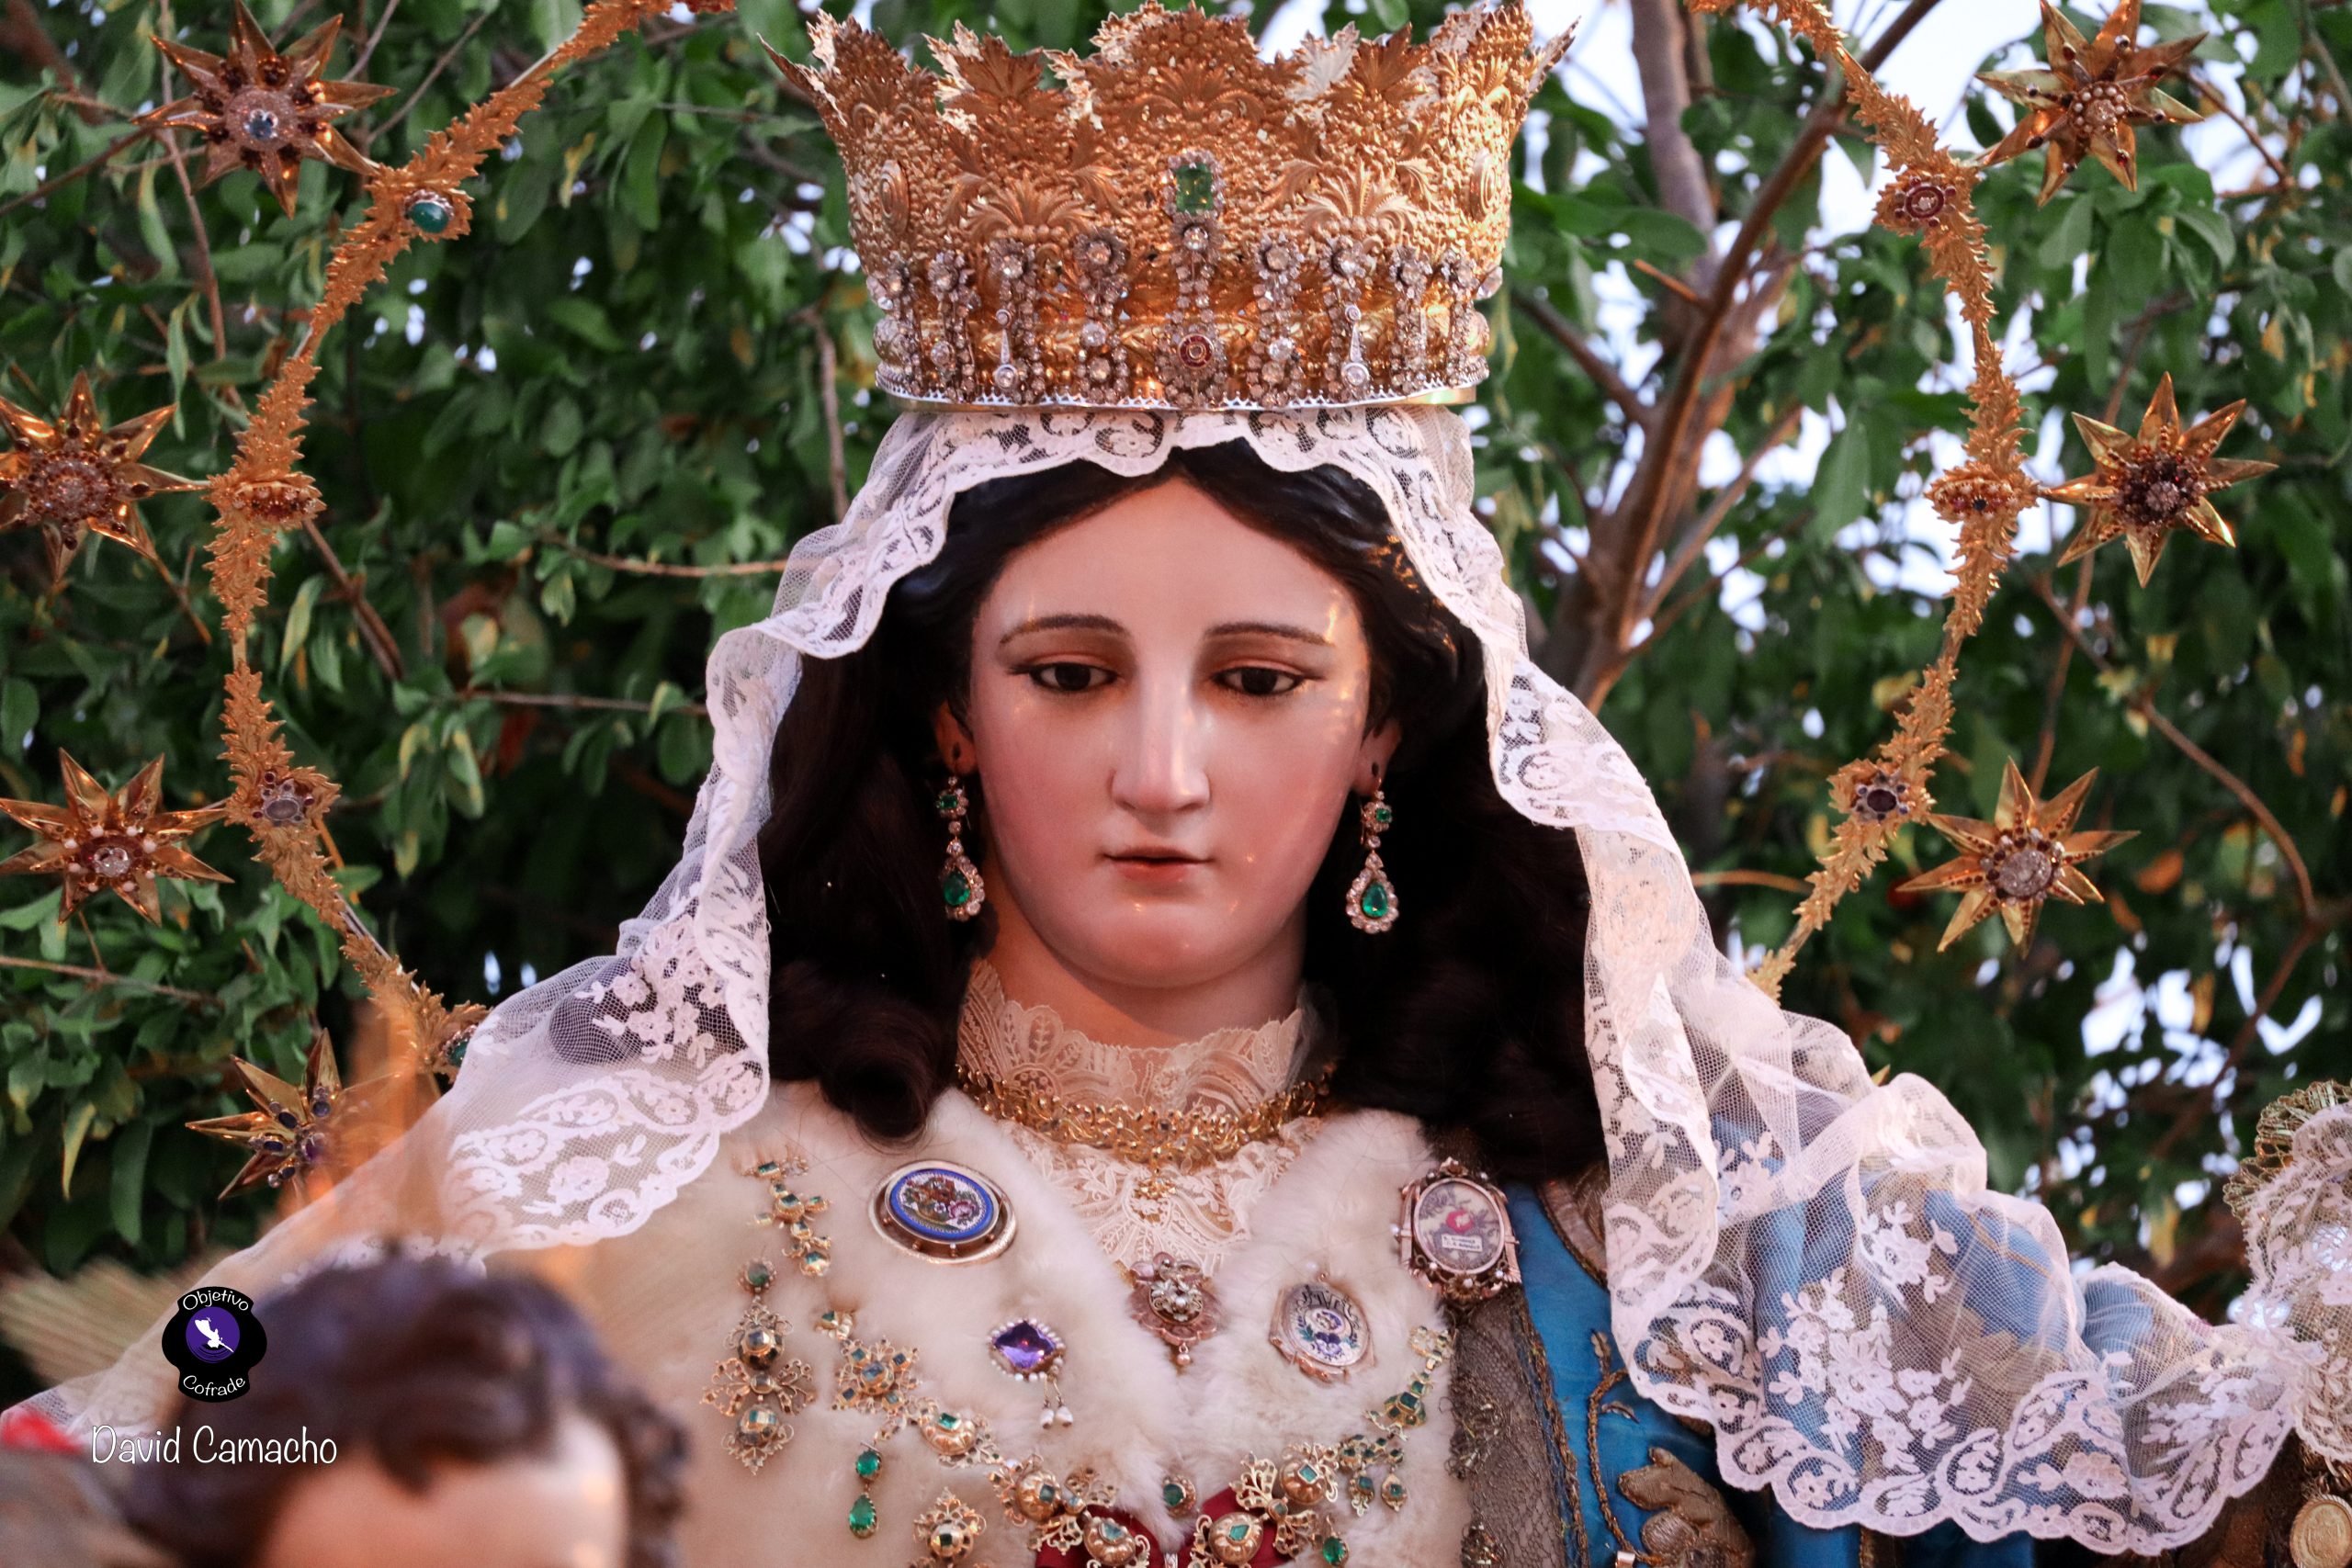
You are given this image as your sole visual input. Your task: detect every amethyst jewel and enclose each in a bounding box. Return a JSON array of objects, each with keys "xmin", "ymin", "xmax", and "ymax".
[{"xmin": 987, "ymin": 1316, "xmax": 1073, "ymax": 1427}]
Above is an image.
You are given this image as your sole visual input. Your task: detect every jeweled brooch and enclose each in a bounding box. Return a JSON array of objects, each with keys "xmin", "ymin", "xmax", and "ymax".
[
  {"xmin": 1126, "ymin": 1252, "xmax": 1221, "ymax": 1369},
  {"xmin": 1269, "ymin": 1277, "xmax": 1371, "ymax": 1382},
  {"xmin": 1396, "ymin": 1159, "xmax": 1521, "ymax": 1303},
  {"xmin": 870, "ymin": 1159, "xmax": 1018, "ymax": 1263}
]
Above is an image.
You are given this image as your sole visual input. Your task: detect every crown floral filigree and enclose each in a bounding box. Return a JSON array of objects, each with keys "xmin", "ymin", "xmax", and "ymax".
[{"xmin": 768, "ymin": 1, "xmax": 1568, "ymax": 411}]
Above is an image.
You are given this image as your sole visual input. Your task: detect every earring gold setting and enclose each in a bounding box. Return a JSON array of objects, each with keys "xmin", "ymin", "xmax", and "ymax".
[
  {"xmin": 936, "ymin": 775, "xmax": 986, "ymax": 921},
  {"xmin": 1344, "ymin": 788, "xmax": 1397, "ymax": 934}
]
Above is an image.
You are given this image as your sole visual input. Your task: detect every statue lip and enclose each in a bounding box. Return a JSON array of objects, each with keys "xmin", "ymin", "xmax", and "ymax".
[
  {"xmin": 1106, "ymin": 844, "xmax": 1206, "ymax": 863},
  {"xmin": 1106, "ymin": 846, "xmax": 1207, "ymax": 881}
]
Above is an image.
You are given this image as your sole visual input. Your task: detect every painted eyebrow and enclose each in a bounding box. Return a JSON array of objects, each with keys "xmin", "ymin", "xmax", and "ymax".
[
  {"xmin": 1204, "ymin": 619, "xmax": 1332, "ymax": 648},
  {"xmin": 996, "ymin": 612, "xmax": 1123, "ymax": 649},
  {"xmin": 995, "ymin": 615, "xmax": 1332, "ymax": 649}
]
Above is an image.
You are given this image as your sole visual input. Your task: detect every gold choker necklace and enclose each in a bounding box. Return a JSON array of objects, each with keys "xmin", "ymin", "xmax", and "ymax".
[{"xmin": 954, "ymin": 1063, "xmax": 1332, "ymax": 1172}]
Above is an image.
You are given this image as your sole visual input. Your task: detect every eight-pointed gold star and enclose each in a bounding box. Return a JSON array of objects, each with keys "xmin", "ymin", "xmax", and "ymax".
[
  {"xmin": 2047, "ymin": 374, "xmax": 2274, "ymax": 586},
  {"xmin": 187, "ymin": 1032, "xmax": 389, "ymax": 1199},
  {"xmin": 142, "ymin": 0, "xmax": 391, "ymax": 217},
  {"xmin": 0, "ymin": 753, "xmax": 229, "ymax": 922},
  {"xmin": 1978, "ymin": 0, "xmax": 2203, "ymax": 205},
  {"xmin": 1, "ymin": 372, "xmax": 201, "ymax": 586},
  {"xmin": 1898, "ymin": 760, "xmax": 2136, "ymax": 952}
]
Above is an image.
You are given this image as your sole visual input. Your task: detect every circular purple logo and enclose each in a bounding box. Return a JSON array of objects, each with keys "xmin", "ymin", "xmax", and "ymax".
[{"xmin": 185, "ymin": 1309, "xmax": 241, "ymax": 1362}]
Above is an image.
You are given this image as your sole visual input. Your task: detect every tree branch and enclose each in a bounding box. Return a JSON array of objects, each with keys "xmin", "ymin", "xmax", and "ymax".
[
  {"xmin": 1558, "ymin": 0, "xmax": 1944, "ymax": 703},
  {"xmin": 1627, "ymin": 0, "xmax": 1717, "ymax": 248},
  {"xmin": 538, "ymin": 532, "xmax": 795, "ymax": 578},
  {"xmin": 460, "ymin": 689, "xmax": 710, "ymax": 719},
  {"xmin": 0, "ymin": 953, "xmax": 219, "ymax": 1008},
  {"xmin": 1639, "ymin": 397, "xmax": 1805, "ymax": 626},
  {"xmin": 2030, "ymin": 577, "xmax": 2316, "ymax": 919},
  {"xmin": 1512, "ymin": 287, "xmax": 1651, "ymax": 429},
  {"xmin": 300, "ymin": 518, "xmax": 407, "ymax": 682}
]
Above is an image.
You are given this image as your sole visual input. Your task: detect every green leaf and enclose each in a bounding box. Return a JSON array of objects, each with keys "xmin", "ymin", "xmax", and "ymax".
[
  {"xmin": 544, "ymin": 295, "xmax": 626, "ymax": 353},
  {"xmin": 1812, "ymin": 419, "xmax": 1873, "ymax": 535},
  {"xmin": 0, "ymin": 677, "xmax": 35, "ymax": 743},
  {"xmin": 447, "ymin": 728, "xmax": 486, "ymax": 818},
  {"xmin": 2038, "ymin": 196, "xmax": 2095, "ymax": 269},
  {"xmin": 281, "ymin": 573, "xmax": 326, "ymax": 672},
  {"xmin": 58, "ymin": 1100, "xmax": 96, "ymax": 1199},
  {"xmin": 2174, "ymin": 204, "xmax": 2234, "ymax": 269},
  {"xmin": 619, "ymin": 122, "xmax": 667, "ymax": 233},
  {"xmin": 109, "ymin": 1118, "xmax": 152, "ymax": 1247}
]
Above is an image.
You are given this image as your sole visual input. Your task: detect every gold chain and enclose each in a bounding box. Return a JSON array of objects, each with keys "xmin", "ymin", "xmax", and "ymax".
[{"xmin": 955, "ymin": 1064, "xmax": 1332, "ymax": 1172}]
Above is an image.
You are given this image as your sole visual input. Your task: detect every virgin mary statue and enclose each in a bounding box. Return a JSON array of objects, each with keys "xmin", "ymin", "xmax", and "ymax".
[{"xmin": 21, "ymin": 5, "xmax": 2352, "ymax": 1566}]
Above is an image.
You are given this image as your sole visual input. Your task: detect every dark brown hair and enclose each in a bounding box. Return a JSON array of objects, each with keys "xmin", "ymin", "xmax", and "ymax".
[
  {"xmin": 759, "ymin": 440, "xmax": 1599, "ymax": 1181},
  {"xmin": 121, "ymin": 1255, "xmax": 686, "ymax": 1568}
]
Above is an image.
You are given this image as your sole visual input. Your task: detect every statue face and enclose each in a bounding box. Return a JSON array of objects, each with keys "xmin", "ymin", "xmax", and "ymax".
[
  {"xmin": 940, "ymin": 479, "xmax": 1395, "ymax": 997},
  {"xmin": 258, "ymin": 1409, "xmax": 628, "ymax": 1568}
]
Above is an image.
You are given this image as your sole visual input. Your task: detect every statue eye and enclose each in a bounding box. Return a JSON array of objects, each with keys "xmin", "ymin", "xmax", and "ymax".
[
  {"xmin": 1026, "ymin": 662, "xmax": 1112, "ymax": 694},
  {"xmin": 1217, "ymin": 666, "xmax": 1304, "ymax": 697}
]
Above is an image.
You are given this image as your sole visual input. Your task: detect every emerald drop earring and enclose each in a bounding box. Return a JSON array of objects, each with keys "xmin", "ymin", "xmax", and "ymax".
[
  {"xmin": 936, "ymin": 774, "xmax": 986, "ymax": 920},
  {"xmin": 1345, "ymin": 784, "xmax": 1398, "ymax": 933}
]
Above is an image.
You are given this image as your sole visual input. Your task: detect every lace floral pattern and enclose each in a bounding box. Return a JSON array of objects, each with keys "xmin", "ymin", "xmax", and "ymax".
[
  {"xmin": 958, "ymin": 958, "xmax": 1319, "ymax": 1275},
  {"xmin": 34, "ymin": 407, "xmax": 2338, "ymax": 1555}
]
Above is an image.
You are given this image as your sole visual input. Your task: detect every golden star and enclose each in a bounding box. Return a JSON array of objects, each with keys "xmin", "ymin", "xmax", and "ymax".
[
  {"xmin": 187, "ymin": 1032, "xmax": 389, "ymax": 1199},
  {"xmin": 1978, "ymin": 0, "xmax": 2202, "ymax": 205},
  {"xmin": 141, "ymin": 0, "xmax": 392, "ymax": 217},
  {"xmin": 0, "ymin": 753, "xmax": 229, "ymax": 923},
  {"xmin": 0, "ymin": 372, "xmax": 201, "ymax": 586},
  {"xmin": 1898, "ymin": 760, "xmax": 2137, "ymax": 951},
  {"xmin": 2046, "ymin": 374, "xmax": 2274, "ymax": 586}
]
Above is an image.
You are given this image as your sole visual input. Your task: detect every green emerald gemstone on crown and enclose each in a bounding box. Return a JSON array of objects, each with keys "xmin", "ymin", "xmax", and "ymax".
[
  {"xmin": 1357, "ymin": 880, "xmax": 1392, "ymax": 919},
  {"xmin": 942, "ymin": 869, "xmax": 973, "ymax": 908},
  {"xmin": 1322, "ymin": 1537, "xmax": 1350, "ymax": 1566},
  {"xmin": 1172, "ymin": 158, "xmax": 1217, "ymax": 213},
  {"xmin": 1163, "ymin": 1481, "xmax": 1188, "ymax": 1509},
  {"xmin": 744, "ymin": 1261, "xmax": 772, "ymax": 1291},
  {"xmin": 848, "ymin": 1495, "xmax": 877, "ymax": 1537},
  {"xmin": 855, "ymin": 1447, "xmax": 881, "ymax": 1480}
]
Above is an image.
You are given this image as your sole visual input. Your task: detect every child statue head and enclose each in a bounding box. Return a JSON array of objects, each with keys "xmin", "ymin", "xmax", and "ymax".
[{"xmin": 121, "ymin": 1255, "xmax": 685, "ymax": 1568}]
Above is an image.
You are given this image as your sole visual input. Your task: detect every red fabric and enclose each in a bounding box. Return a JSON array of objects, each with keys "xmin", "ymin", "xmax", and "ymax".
[{"xmin": 0, "ymin": 1404, "xmax": 78, "ymax": 1453}]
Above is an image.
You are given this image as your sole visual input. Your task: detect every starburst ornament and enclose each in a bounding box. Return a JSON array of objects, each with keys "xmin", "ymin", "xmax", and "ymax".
[
  {"xmin": 1, "ymin": 372, "xmax": 200, "ymax": 585},
  {"xmin": 0, "ymin": 754, "xmax": 229, "ymax": 922},
  {"xmin": 1898, "ymin": 761, "xmax": 2136, "ymax": 952},
  {"xmin": 187, "ymin": 1032, "xmax": 387, "ymax": 1199},
  {"xmin": 142, "ymin": 0, "xmax": 392, "ymax": 217},
  {"xmin": 2046, "ymin": 374, "xmax": 2274, "ymax": 586},
  {"xmin": 1978, "ymin": 0, "xmax": 2202, "ymax": 204}
]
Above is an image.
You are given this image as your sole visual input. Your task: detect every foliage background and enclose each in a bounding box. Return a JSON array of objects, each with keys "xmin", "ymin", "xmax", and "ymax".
[{"xmin": 0, "ymin": 0, "xmax": 2344, "ymax": 1403}]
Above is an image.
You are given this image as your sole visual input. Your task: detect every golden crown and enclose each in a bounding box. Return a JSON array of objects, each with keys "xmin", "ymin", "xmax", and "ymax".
[{"xmin": 769, "ymin": 2, "xmax": 1568, "ymax": 411}]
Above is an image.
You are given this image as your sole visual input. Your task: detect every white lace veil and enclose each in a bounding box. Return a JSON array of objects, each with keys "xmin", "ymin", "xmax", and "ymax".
[{"xmin": 25, "ymin": 406, "xmax": 2348, "ymax": 1554}]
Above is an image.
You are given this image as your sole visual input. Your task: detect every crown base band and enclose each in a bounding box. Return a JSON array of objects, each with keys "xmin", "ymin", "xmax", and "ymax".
[{"xmin": 880, "ymin": 385, "xmax": 1478, "ymax": 415}]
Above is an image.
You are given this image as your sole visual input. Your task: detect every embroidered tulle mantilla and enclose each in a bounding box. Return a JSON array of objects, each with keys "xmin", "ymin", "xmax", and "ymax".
[{"xmin": 957, "ymin": 958, "xmax": 1321, "ymax": 1275}]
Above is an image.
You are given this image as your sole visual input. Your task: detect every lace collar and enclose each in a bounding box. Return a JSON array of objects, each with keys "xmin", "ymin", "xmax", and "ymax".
[{"xmin": 956, "ymin": 957, "xmax": 1318, "ymax": 1115}]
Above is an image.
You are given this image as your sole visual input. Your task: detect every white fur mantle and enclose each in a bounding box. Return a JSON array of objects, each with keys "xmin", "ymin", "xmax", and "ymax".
[{"xmin": 544, "ymin": 1082, "xmax": 1470, "ymax": 1568}]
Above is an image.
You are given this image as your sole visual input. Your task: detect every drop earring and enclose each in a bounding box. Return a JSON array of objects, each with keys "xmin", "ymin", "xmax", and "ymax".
[
  {"xmin": 936, "ymin": 774, "xmax": 986, "ymax": 921},
  {"xmin": 1345, "ymin": 784, "xmax": 1398, "ymax": 933}
]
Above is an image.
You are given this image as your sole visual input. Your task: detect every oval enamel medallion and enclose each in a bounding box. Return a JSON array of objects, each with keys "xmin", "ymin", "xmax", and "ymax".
[{"xmin": 869, "ymin": 1160, "xmax": 1018, "ymax": 1262}]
